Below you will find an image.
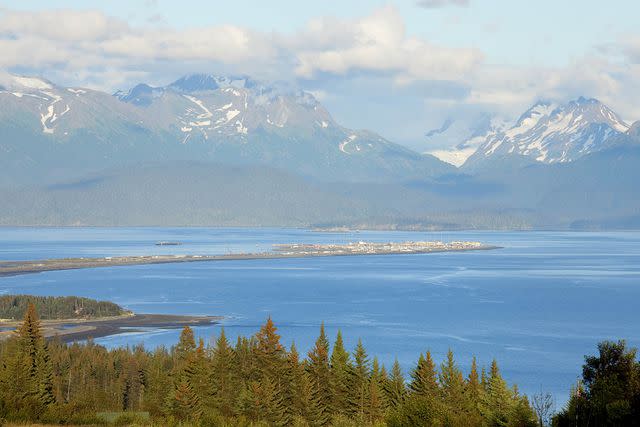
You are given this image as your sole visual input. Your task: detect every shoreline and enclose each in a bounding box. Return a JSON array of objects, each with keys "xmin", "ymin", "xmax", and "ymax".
[
  {"xmin": 0, "ymin": 313, "xmax": 222, "ymax": 343},
  {"xmin": 0, "ymin": 243, "xmax": 501, "ymax": 277}
]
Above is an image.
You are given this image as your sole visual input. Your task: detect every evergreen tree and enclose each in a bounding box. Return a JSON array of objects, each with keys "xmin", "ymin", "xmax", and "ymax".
[
  {"xmin": 348, "ymin": 339, "xmax": 370, "ymax": 423},
  {"xmin": 255, "ymin": 317, "xmax": 285, "ymax": 379},
  {"xmin": 385, "ymin": 358, "xmax": 407, "ymax": 409},
  {"xmin": 175, "ymin": 326, "xmax": 196, "ymax": 361},
  {"xmin": 5, "ymin": 303, "xmax": 56, "ymax": 419},
  {"xmin": 257, "ymin": 374, "xmax": 287, "ymax": 426},
  {"xmin": 170, "ymin": 376, "xmax": 201, "ymax": 421},
  {"xmin": 283, "ymin": 342, "xmax": 312, "ymax": 424},
  {"xmin": 439, "ymin": 349, "xmax": 467, "ymax": 425},
  {"xmin": 368, "ymin": 357, "xmax": 388, "ymax": 423},
  {"xmin": 37, "ymin": 341, "xmax": 56, "ymax": 409},
  {"xmin": 165, "ymin": 326, "xmax": 201, "ymax": 420},
  {"xmin": 410, "ymin": 351, "xmax": 438, "ymax": 398},
  {"xmin": 481, "ymin": 366, "xmax": 488, "ymax": 392},
  {"xmin": 189, "ymin": 338, "xmax": 212, "ymax": 410},
  {"xmin": 468, "ymin": 357, "xmax": 481, "ymax": 401},
  {"xmin": 480, "ymin": 359, "xmax": 513, "ymax": 426},
  {"xmin": 143, "ymin": 346, "xmax": 173, "ymax": 415},
  {"xmin": 306, "ymin": 323, "xmax": 332, "ymax": 426},
  {"xmin": 234, "ymin": 335, "xmax": 258, "ymax": 419},
  {"xmin": 329, "ymin": 330, "xmax": 352, "ymax": 417},
  {"xmin": 253, "ymin": 318, "xmax": 287, "ymax": 425},
  {"xmin": 211, "ymin": 327, "xmax": 236, "ymax": 417},
  {"xmin": 466, "ymin": 356, "xmax": 484, "ymax": 425}
]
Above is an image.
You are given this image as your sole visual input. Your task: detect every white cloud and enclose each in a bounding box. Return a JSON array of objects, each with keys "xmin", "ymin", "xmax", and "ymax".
[
  {"xmin": 0, "ymin": 6, "xmax": 483, "ymax": 91},
  {"xmin": 0, "ymin": 8, "xmax": 279, "ymax": 90},
  {"xmin": 293, "ymin": 6, "xmax": 483, "ymax": 81},
  {"xmin": 0, "ymin": 9, "xmax": 128, "ymax": 42}
]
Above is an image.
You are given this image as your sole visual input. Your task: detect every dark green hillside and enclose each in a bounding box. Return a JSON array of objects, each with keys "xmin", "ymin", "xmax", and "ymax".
[
  {"xmin": 0, "ymin": 144, "xmax": 638, "ymax": 230},
  {"xmin": 0, "ymin": 294, "xmax": 126, "ymax": 320}
]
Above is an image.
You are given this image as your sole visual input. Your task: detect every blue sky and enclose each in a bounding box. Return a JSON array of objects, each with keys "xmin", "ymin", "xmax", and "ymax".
[{"xmin": 2, "ymin": 0, "xmax": 639, "ymax": 149}]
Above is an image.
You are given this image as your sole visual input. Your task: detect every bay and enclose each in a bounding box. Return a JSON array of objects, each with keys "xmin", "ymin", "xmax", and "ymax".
[{"xmin": 1, "ymin": 227, "xmax": 639, "ymax": 404}]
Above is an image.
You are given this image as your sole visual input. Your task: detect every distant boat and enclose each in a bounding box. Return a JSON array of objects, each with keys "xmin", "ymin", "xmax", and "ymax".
[{"xmin": 155, "ymin": 241, "xmax": 182, "ymax": 246}]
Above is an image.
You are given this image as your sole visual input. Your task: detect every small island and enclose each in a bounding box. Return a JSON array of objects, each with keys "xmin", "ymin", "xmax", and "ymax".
[
  {"xmin": 0, "ymin": 295, "xmax": 220, "ymax": 342},
  {"xmin": 0, "ymin": 240, "xmax": 499, "ymax": 277}
]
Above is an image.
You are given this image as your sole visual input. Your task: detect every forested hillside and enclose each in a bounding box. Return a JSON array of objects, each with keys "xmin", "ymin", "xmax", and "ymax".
[
  {"xmin": 0, "ymin": 295, "xmax": 126, "ymax": 320},
  {"xmin": 0, "ymin": 304, "xmax": 537, "ymax": 426}
]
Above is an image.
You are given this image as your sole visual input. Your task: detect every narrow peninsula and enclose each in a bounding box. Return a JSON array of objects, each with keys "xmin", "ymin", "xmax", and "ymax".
[{"xmin": 0, "ymin": 240, "xmax": 499, "ymax": 277}]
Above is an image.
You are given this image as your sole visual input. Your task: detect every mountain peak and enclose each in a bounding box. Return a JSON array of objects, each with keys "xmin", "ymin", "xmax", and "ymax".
[
  {"xmin": 571, "ymin": 96, "xmax": 600, "ymax": 105},
  {"xmin": 114, "ymin": 83, "xmax": 163, "ymax": 106},
  {"xmin": 169, "ymin": 74, "xmax": 256, "ymax": 93},
  {"xmin": 462, "ymin": 97, "xmax": 631, "ymax": 169}
]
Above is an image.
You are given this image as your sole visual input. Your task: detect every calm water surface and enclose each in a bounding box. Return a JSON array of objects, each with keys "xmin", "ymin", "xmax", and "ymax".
[{"xmin": 1, "ymin": 227, "xmax": 639, "ymax": 404}]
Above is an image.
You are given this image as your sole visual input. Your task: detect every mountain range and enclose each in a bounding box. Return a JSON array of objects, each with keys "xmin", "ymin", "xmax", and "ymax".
[
  {"xmin": 0, "ymin": 73, "xmax": 450, "ymax": 187},
  {"xmin": 0, "ymin": 73, "xmax": 638, "ymax": 229}
]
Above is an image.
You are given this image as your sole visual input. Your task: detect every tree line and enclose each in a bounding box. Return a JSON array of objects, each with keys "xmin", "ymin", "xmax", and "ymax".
[
  {"xmin": 0, "ymin": 304, "xmax": 539, "ymax": 426},
  {"xmin": 0, "ymin": 294, "xmax": 126, "ymax": 320}
]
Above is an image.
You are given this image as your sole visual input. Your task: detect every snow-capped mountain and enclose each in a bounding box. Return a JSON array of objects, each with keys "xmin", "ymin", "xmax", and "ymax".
[
  {"xmin": 0, "ymin": 73, "xmax": 452, "ymax": 186},
  {"xmin": 113, "ymin": 73, "xmax": 339, "ymax": 144},
  {"xmin": 425, "ymin": 114, "xmax": 508, "ymax": 167},
  {"xmin": 463, "ymin": 97, "xmax": 631, "ymax": 170}
]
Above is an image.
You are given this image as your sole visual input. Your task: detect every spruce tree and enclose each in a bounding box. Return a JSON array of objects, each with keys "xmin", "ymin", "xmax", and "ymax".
[
  {"xmin": 211, "ymin": 328, "xmax": 236, "ymax": 417},
  {"xmin": 189, "ymin": 338, "xmax": 212, "ymax": 410},
  {"xmin": 466, "ymin": 356, "xmax": 484, "ymax": 425},
  {"xmin": 165, "ymin": 326, "xmax": 201, "ymax": 420},
  {"xmin": 234, "ymin": 335, "xmax": 258, "ymax": 418},
  {"xmin": 171, "ymin": 376, "xmax": 201, "ymax": 421},
  {"xmin": 8, "ymin": 303, "xmax": 56, "ymax": 418},
  {"xmin": 255, "ymin": 317, "xmax": 285, "ymax": 379},
  {"xmin": 348, "ymin": 339, "xmax": 370, "ymax": 423},
  {"xmin": 439, "ymin": 349, "xmax": 465, "ymax": 400},
  {"xmin": 253, "ymin": 318, "xmax": 287, "ymax": 425},
  {"xmin": 329, "ymin": 330, "xmax": 352, "ymax": 416},
  {"xmin": 175, "ymin": 326, "xmax": 196, "ymax": 361},
  {"xmin": 37, "ymin": 342, "xmax": 56, "ymax": 409},
  {"xmin": 306, "ymin": 323, "xmax": 332, "ymax": 426},
  {"xmin": 385, "ymin": 358, "xmax": 407, "ymax": 409},
  {"xmin": 410, "ymin": 351, "xmax": 438, "ymax": 398},
  {"xmin": 257, "ymin": 374, "xmax": 287, "ymax": 426},
  {"xmin": 284, "ymin": 342, "xmax": 312, "ymax": 423},
  {"xmin": 439, "ymin": 349, "xmax": 467, "ymax": 424},
  {"xmin": 480, "ymin": 359, "xmax": 513, "ymax": 426},
  {"xmin": 368, "ymin": 357, "xmax": 387, "ymax": 423}
]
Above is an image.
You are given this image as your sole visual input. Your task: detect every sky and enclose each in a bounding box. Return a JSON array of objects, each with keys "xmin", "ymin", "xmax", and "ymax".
[{"xmin": 1, "ymin": 0, "xmax": 639, "ymax": 149}]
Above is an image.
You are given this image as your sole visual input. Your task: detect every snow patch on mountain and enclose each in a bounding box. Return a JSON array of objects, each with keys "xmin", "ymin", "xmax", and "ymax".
[
  {"xmin": 426, "ymin": 115, "xmax": 508, "ymax": 167},
  {"xmin": 339, "ymin": 135, "xmax": 358, "ymax": 154},
  {"xmin": 464, "ymin": 97, "xmax": 630, "ymax": 169},
  {"xmin": 39, "ymin": 91, "xmax": 63, "ymax": 134},
  {"xmin": 183, "ymin": 95, "xmax": 213, "ymax": 119}
]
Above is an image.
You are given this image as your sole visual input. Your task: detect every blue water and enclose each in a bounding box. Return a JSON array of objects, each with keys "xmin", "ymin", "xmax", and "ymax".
[{"xmin": 1, "ymin": 227, "xmax": 639, "ymax": 405}]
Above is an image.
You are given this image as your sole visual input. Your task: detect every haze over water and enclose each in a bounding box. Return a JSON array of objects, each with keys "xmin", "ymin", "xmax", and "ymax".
[{"xmin": 1, "ymin": 227, "xmax": 639, "ymax": 404}]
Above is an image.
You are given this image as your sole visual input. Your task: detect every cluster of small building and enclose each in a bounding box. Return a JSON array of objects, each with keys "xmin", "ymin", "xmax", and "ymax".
[{"xmin": 273, "ymin": 240, "xmax": 487, "ymax": 256}]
